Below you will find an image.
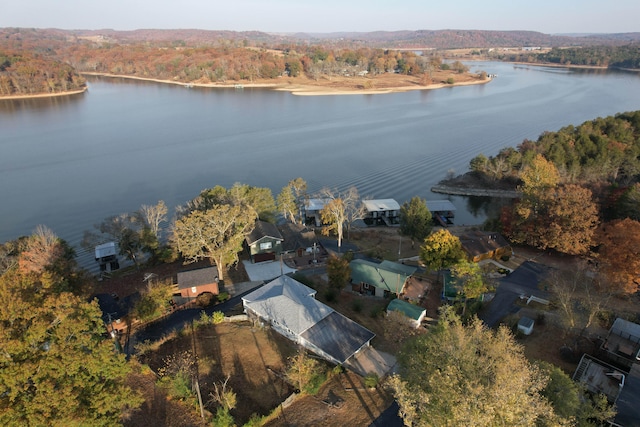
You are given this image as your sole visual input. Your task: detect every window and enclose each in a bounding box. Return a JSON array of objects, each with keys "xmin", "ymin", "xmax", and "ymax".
[
  {"xmin": 191, "ymin": 286, "xmax": 197, "ymax": 294},
  {"xmin": 259, "ymin": 241, "xmax": 272, "ymax": 250}
]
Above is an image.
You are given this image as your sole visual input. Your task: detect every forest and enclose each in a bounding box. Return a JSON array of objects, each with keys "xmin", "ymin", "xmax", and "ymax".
[
  {"xmin": 0, "ymin": 50, "xmax": 85, "ymax": 96},
  {"xmin": 469, "ymin": 110, "xmax": 640, "ymax": 293},
  {"xmin": 496, "ymin": 44, "xmax": 640, "ymax": 68}
]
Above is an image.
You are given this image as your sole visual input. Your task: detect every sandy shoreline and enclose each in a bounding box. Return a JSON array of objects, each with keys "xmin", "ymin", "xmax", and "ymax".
[
  {"xmin": 80, "ymin": 72, "xmax": 490, "ymax": 96},
  {"xmin": 0, "ymin": 72, "xmax": 490, "ymax": 100},
  {"xmin": 0, "ymin": 87, "xmax": 88, "ymax": 100}
]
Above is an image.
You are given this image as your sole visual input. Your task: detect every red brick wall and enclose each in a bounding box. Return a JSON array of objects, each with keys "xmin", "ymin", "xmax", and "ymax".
[{"xmin": 179, "ymin": 282, "xmax": 219, "ymax": 298}]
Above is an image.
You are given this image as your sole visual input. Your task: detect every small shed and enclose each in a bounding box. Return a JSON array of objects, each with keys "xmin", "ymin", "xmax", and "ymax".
[
  {"xmin": 387, "ymin": 299, "xmax": 426, "ymax": 328},
  {"xmin": 176, "ymin": 266, "xmax": 219, "ymax": 299},
  {"xmin": 518, "ymin": 316, "xmax": 535, "ymax": 336}
]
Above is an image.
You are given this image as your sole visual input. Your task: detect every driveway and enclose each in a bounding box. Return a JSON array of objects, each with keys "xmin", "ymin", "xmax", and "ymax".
[
  {"xmin": 124, "ymin": 282, "xmax": 262, "ymax": 356},
  {"xmin": 480, "ymin": 261, "xmax": 553, "ymax": 327}
]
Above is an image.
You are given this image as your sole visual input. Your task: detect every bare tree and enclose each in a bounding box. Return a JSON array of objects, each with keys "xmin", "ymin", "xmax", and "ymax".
[
  {"xmin": 139, "ymin": 200, "xmax": 168, "ymax": 241},
  {"xmin": 543, "ymin": 266, "xmax": 610, "ymax": 336},
  {"xmin": 318, "ymin": 186, "xmax": 363, "ymax": 251}
]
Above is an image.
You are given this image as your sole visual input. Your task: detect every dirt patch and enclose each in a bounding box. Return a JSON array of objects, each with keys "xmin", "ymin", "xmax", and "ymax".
[
  {"xmin": 138, "ymin": 322, "xmax": 296, "ymax": 425},
  {"xmin": 264, "ymin": 371, "xmax": 394, "ymax": 427},
  {"xmin": 134, "ymin": 321, "xmax": 395, "ymax": 426},
  {"xmin": 123, "ymin": 362, "xmax": 205, "ymax": 427}
]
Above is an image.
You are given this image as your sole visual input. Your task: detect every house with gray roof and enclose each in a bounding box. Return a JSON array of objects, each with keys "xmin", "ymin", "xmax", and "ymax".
[
  {"xmin": 350, "ymin": 259, "xmax": 417, "ymax": 298},
  {"xmin": 245, "ymin": 220, "xmax": 284, "ymax": 263},
  {"xmin": 242, "ymin": 275, "xmax": 375, "ymax": 365}
]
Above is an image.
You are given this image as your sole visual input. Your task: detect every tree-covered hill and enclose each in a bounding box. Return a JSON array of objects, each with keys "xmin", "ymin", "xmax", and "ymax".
[
  {"xmin": 0, "ymin": 50, "xmax": 85, "ymax": 96},
  {"xmin": 497, "ymin": 44, "xmax": 640, "ymax": 68},
  {"xmin": 471, "ymin": 110, "xmax": 640, "ymax": 186}
]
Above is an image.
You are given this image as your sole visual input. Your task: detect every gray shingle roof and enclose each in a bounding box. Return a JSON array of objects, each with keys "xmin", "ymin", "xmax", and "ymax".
[
  {"xmin": 242, "ymin": 275, "xmax": 331, "ymax": 335},
  {"xmin": 177, "ymin": 266, "xmax": 218, "ymax": 290},
  {"xmin": 245, "ymin": 220, "xmax": 284, "ymax": 246},
  {"xmin": 278, "ymin": 222, "xmax": 318, "ymax": 252}
]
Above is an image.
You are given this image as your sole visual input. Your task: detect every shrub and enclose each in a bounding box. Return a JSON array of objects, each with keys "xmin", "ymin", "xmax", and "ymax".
[
  {"xmin": 211, "ymin": 407, "xmax": 235, "ymax": 427},
  {"xmin": 364, "ymin": 373, "xmax": 379, "ymax": 388},
  {"xmin": 217, "ymin": 291, "xmax": 230, "ymax": 302},
  {"xmin": 195, "ymin": 292, "xmax": 215, "ymax": 307},
  {"xmin": 446, "ymin": 77, "xmax": 455, "ymax": 84},
  {"xmin": 352, "ymin": 299, "xmax": 363, "ymax": 313},
  {"xmin": 212, "ymin": 311, "xmax": 225, "ymax": 324},
  {"xmin": 194, "ymin": 311, "xmax": 211, "ymax": 327},
  {"xmin": 243, "ymin": 413, "xmax": 266, "ymax": 427},
  {"xmin": 370, "ymin": 305, "xmax": 384, "ymax": 318},
  {"xmin": 304, "ymin": 370, "xmax": 327, "ymax": 395}
]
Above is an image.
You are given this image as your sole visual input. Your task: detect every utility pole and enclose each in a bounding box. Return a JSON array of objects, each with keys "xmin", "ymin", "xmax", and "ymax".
[{"xmin": 190, "ymin": 321, "xmax": 205, "ymax": 422}]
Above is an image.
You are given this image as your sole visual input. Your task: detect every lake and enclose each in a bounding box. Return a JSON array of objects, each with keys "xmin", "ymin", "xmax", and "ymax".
[{"xmin": 2, "ymin": 61, "xmax": 640, "ymax": 267}]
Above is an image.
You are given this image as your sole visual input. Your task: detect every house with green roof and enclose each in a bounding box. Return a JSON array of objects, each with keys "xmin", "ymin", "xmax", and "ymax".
[
  {"xmin": 350, "ymin": 259, "xmax": 417, "ymax": 298},
  {"xmin": 387, "ymin": 299, "xmax": 427, "ymax": 328}
]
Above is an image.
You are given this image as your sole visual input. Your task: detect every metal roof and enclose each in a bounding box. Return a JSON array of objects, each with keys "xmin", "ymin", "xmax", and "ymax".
[
  {"xmin": 387, "ymin": 299, "xmax": 426, "ymax": 321},
  {"xmin": 300, "ymin": 311, "xmax": 375, "ymax": 364},
  {"xmin": 350, "ymin": 259, "xmax": 412, "ymax": 293},
  {"xmin": 305, "ymin": 198, "xmax": 330, "ymax": 211},
  {"xmin": 426, "ymin": 200, "xmax": 457, "ymax": 213},
  {"xmin": 363, "ymin": 199, "xmax": 400, "ymax": 212},
  {"xmin": 94, "ymin": 241, "xmax": 117, "ymax": 259}
]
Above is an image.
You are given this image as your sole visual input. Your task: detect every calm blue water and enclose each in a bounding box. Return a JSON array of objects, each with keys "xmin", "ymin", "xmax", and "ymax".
[{"xmin": 1, "ymin": 62, "xmax": 640, "ymax": 266}]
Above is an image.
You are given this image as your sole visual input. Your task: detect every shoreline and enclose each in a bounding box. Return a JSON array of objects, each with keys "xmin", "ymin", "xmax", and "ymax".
[
  {"xmin": 0, "ymin": 87, "xmax": 88, "ymax": 100},
  {"xmin": 431, "ymin": 184, "xmax": 521, "ymax": 198},
  {"xmin": 80, "ymin": 72, "xmax": 491, "ymax": 96}
]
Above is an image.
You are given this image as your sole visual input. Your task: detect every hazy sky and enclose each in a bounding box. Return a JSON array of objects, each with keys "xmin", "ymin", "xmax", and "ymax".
[{"xmin": 2, "ymin": 0, "xmax": 638, "ymax": 34}]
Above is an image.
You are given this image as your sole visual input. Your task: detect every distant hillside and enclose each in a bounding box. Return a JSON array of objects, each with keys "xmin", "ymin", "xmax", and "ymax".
[{"xmin": 2, "ymin": 27, "xmax": 639, "ymax": 50}]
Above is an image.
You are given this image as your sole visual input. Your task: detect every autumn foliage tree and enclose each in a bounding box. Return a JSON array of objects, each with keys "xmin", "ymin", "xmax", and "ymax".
[
  {"xmin": 596, "ymin": 218, "xmax": 640, "ymax": 294},
  {"xmin": 505, "ymin": 156, "xmax": 599, "ymax": 255},
  {"xmin": 0, "ymin": 227, "xmax": 141, "ymax": 426},
  {"xmin": 391, "ymin": 309, "xmax": 556, "ymax": 426},
  {"xmin": 419, "ymin": 229, "xmax": 465, "ymax": 272}
]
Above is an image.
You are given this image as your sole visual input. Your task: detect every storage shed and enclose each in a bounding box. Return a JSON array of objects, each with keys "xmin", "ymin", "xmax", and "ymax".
[{"xmin": 517, "ymin": 316, "xmax": 535, "ymax": 336}]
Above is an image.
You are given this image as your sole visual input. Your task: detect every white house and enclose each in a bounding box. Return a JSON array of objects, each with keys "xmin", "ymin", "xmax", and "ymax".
[{"xmin": 242, "ymin": 275, "xmax": 375, "ymax": 365}]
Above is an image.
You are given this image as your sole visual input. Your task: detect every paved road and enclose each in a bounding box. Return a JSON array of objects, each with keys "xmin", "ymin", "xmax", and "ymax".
[{"xmin": 480, "ymin": 261, "xmax": 553, "ymax": 327}]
